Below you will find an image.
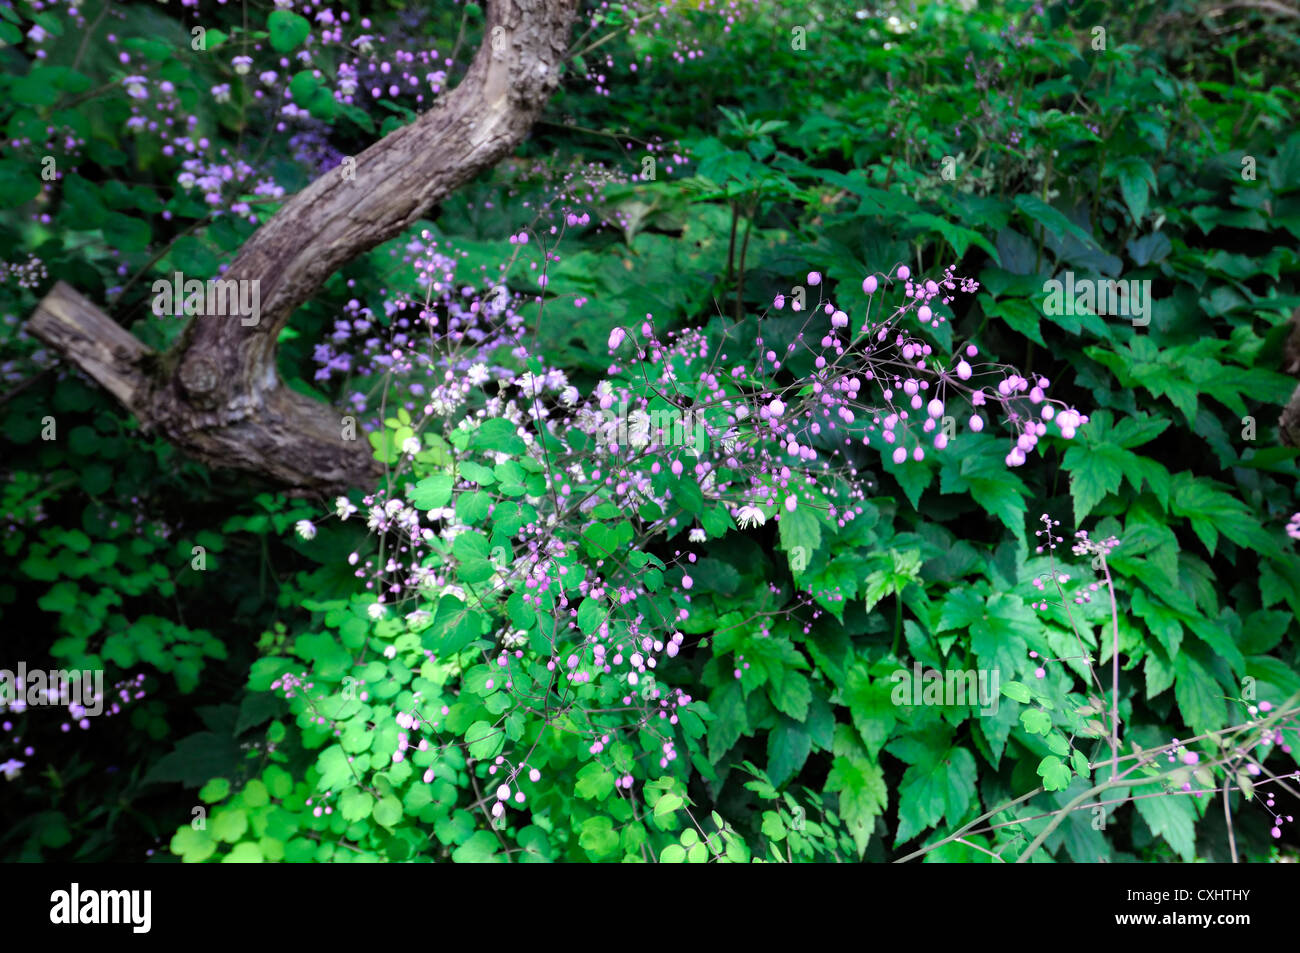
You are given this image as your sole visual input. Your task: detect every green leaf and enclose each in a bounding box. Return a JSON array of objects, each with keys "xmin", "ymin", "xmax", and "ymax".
[
  {"xmin": 1001, "ymin": 681, "xmax": 1033, "ymax": 703},
  {"xmin": 0, "ymin": 160, "xmax": 42, "ymax": 206},
  {"xmin": 1020, "ymin": 709, "xmax": 1052, "ymax": 735},
  {"xmin": 10, "ymin": 72, "xmax": 61, "ymax": 105},
  {"xmin": 981, "ymin": 294, "xmax": 1043, "ymax": 346},
  {"xmin": 825, "ymin": 752, "xmax": 888, "ymax": 858},
  {"xmin": 1014, "ymin": 194, "xmax": 1100, "ymax": 251},
  {"xmin": 1261, "ymin": 556, "xmax": 1300, "ymax": 618},
  {"xmin": 241, "ymin": 779, "xmax": 269, "ymax": 808},
  {"xmin": 654, "ymin": 792, "xmax": 683, "ymax": 819},
  {"xmin": 222, "ymin": 842, "xmax": 264, "ymax": 863},
  {"xmin": 210, "ymin": 807, "xmax": 247, "ymax": 843},
  {"xmin": 288, "ymin": 70, "xmax": 320, "ymax": 107},
  {"xmin": 373, "ymin": 797, "xmax": 403, "ymax": 828},
  {"xmin": 425, "ymin": 597, "xmax": 483, "ymax": 655},
  {"xmin": 769, "ymin": 670, "xmax": 811, "ymax": 721},
  {"xmin": 1134, "ymin": 790, "xmax": 1197, "ymax": 861},
  {"xmin": 340, "ymin": 789, "xmax": 374, "ymax": 822},
  {"xmin": 575, "ymin": 762, "xmax": 615, "ymax": 801},
  {"xmin": 909, "ymin": 212, "xmax": 1000, "ymax": 262},
  {"xmin": 1173, "ymin": 651, "xmax": 1227, "ymax": 732},
  {"xmin": 170, "ymin": 825, "xmax": 216, "ymax": 863},
  {"xmin": 409, "ymin": 474, "xmax": 453, "ymax": 510},
  {"xmin": 199, "ymin": 778, "xmax": 231, "ymax": 803},
  {"xmin": 465, "ymin": 721, "xmax": 504, "ymax": 760},
  {"xmin": 1064, "ymin": 443, "xmax": 1125, "ymax": 522},
  {"xmin": 890, "ymin": 738, "xmax": 977, "ymax": 844},
  {"xmin": 316, "ymin": 746, "xmax": 352, "ymax": 790},
  {"xmin": 471, "ymin": 418, "xmax": 526, "ymax": 454},
  {"xmin": 268, "ymin": 10, "xmax": 311, "ymax": 52},
  {"xmin": 1114, "ymin": 157, "xmax": 1156, "ymax": 224},
  {"xmin": 577, "ymin": 597, "xmax": 605, "ymax": 635},
  {"xmin": 1036, "ymin": 755, "xmax": 1071, "ymax": 791},
  {"xmin": 578, "ymin": 816, "xmax": 620, "ymax": 857},
  {"xmin": 843, "ymin": 662, "xmax": 897, "ymax": 760},
  {"xmin": 778, "ymin": 504, "xmax": 821, "ymax": 557},
  {"xmin": 938, "ymin": 591, "xmax": 1037, "ymax": 678},
  {"xmin": 459, "ymin": 461, "xmax": 496, "ymax": 485},
  {"xmin": 767, "ymin": 717, "xmax": 811, "ymax": 787},
  {"xmin": 452, "ymin": 830, "xmax": 502, "ymax": 863},
  {"xmin": 708, "ymin": 680, "xmax": 749, "ymax": 762},
  {"xmin": 263, "ymin": 766, "xmax": 292, "ymax": 800},
  {"xmin": 1171, "ymin": 473, "xmax": 1279, "ymax": 558},
  {"xmin": 104, "ymin": 212, "xmax": 150, "ymax": 253}
]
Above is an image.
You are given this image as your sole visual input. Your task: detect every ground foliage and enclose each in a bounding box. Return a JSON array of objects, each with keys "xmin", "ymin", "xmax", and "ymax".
[{"xmin": 1, "ymin": 0, "xmax": 1299, "ymax": 862}]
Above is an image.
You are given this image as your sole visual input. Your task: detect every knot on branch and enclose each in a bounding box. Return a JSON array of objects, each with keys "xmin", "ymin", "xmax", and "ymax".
[{"xmin": 178, "ymin": 355, "xmax": 221, "ymax": 404}]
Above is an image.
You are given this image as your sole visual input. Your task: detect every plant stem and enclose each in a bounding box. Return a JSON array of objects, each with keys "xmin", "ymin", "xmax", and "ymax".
[{"xmin": 1104, "ymin": 557, "xmax": 1120, "ymax": 779}]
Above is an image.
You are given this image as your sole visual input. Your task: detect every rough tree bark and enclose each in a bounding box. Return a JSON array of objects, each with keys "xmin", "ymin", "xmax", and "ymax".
[{"xmin": 28, "ymin": 0, "xmax": 578, "ymax": 495}]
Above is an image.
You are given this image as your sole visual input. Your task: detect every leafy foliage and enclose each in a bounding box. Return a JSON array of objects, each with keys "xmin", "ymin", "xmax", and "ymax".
[{"xmin": 2, "ymin": 0, "xmax": 1299, "ymax": 864}]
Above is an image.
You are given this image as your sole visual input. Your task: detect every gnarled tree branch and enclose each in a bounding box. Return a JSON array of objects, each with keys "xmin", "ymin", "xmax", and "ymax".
[{"xmin": 29, "ymin": 0, "xmax": 578, "ymax": 495}]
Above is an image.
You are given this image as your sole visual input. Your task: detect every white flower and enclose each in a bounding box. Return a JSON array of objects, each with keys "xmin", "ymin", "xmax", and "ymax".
[
  {"xmin": 367, "ymin": 602, "xmax": 387, "ymax": 620},
  {"xmin": 398, "ymin": 509, "xmax": 422, "ymax": 538},
  {"xmin": 467, "ymin": 363, "xmax": 490, "ymax": 386},
  {"xmin": 295, "ymin": 520, "xmax": 317, "ymax": 540},
  {"xmin": 0, "ymin": 759, "xmax": 24, "ymax": 781},
  {"xmin": 560, "ymin": 386, "xmax": 579, "ymax": 406},
  {"xmin": 626, "ymin": 409, "xmax": 651, "ymax": 447},
  {"xmin": 736, "ymin": 505, "xmax": 767, "ymax": 530},
  {"xmin": 335, "ymin": 497, "xmax": 358, "ymax": 520},
  {"xmin": 441, "ymin": 585, "xmax": 466, "ymax": 603},
  {"xmin": 429, "ymin": 396, "xmax": 459, "ymax": 417},
  {"xmin": 405, "ymin": 609, "xmax": 432, "ymax": 628},
  {"xmin": 516, "ymin": 371, "xmax": 544, "ymax": 397},
  {"xmin": 403, "ymin": 436, "xmax": 422, "ymax": 455},
  {"xmin": 689, "ymin": 528, "xmax": 706, "ymax": 543},
  {"xmin": 440, "ymin": 522, "xmax": 469, "ymax": 544}
]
